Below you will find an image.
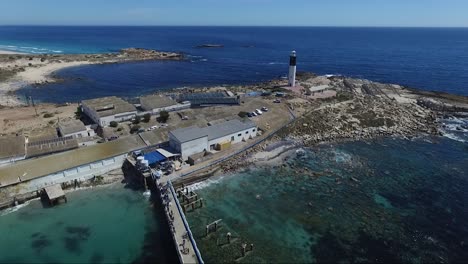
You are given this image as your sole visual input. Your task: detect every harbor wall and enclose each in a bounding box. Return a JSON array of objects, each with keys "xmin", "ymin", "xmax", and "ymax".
[{"xmin": 20, "ymin": 154, "xmax": 128, "ymax": 194}]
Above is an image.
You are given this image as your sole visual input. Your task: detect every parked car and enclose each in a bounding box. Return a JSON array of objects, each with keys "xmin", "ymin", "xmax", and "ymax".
[
  {"xmin": 274, "ymin": 99, "xmax": 281, "ymax": 103},
  {"xmin": 251, "ymin": 112, "xmax": 257, "ymax": 117},
  {"xmin": 150, "ymin": 125, "xmax": 158, "ymax": 130},
  {"xmin": 261, "ymin": 107, "xmax": 269, "ymax": 112},
  {"xmin": 255, "ymin": 109, "xmax": 263, "ymax": 115},
  {"xmin": 247, "ymin": 112, "xmax": 253, "ymax": 118},
  {"xmin": 108, "ymin": 135, "xmax": 119, "ymax": 141}
]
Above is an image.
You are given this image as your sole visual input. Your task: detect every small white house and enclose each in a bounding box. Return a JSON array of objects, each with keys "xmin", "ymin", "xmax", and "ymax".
[
  {"xmin": 169, "ymin": 119, "xmax": 257, "ymax": 160},
  {"xmin": 58, "ymin": 119, "xmax": 95, "ymax": 138},
  {"xmin": 81, "ymin": 96, "xmax": 137, "ymax": 127}
]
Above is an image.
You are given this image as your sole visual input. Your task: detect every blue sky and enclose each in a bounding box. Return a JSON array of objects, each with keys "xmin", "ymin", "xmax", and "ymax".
[{"xmin": 1, "ymin": 0, "xmax": 467, "ymax": 27}]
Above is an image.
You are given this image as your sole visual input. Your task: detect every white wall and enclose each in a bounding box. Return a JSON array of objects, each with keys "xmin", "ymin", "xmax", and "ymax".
[
  {"xmin": 180, "ymin": 137, "xmax": 209, "ymax": 160},
  {"xmin": 18, "ymin": 154, "xmax": 128, "ymax": 194},
  {"xmin": 150, "ymin": 102, "xmax": 191, "ymax": 114},
  {"xmin": 82, "ymin": 104, "xmax": 137, "ymax": 127},
  {"xmin": 208, "ymin": 127, "xmax": 257, "ymax": 148},
  {"xmin": 61, "ymin": 130, "xmax": 88, "ymax": 139},
  {"xmin": 169, "ymin": 126, "xmax": 258, "ymax": 160},
  {"xmin": 82, "ymin": 104, "xmax": 100, "ymax": 125},
  {"xmin": 99, "ymin": 111, "xmax": 136, "ymax": 127}
]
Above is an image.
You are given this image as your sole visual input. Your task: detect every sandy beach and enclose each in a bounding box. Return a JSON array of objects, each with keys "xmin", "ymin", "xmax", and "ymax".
[
  {"xmin": 0, "ymin": 48, "xmax": 182, "ymax": 106},
  {"xmin": 0, "ymin": 50, "xmax": 26, "ymax": 55},
  {"xmin": 0, "ymin": 60, "xmax": 95, "ymax": 106}
]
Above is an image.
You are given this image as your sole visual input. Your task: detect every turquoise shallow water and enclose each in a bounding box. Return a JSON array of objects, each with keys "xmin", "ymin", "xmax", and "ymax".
[
  {"xmin": 0, "ymin": 184, "xmax": 176, "ymax": 264},
  {"xmin": 187, "ymin": 137, "xmax": 468, "ymax": 263}
]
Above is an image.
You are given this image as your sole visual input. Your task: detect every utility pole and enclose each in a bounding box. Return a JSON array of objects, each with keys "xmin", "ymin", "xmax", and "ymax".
[{"xmin": 30, "ymin": 96, "xmax": 38, "ymax": 116}]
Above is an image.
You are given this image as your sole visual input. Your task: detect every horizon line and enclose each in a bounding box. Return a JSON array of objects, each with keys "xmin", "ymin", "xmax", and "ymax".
[{"xmin": 1, "ymin": 24, "xmax": 468, "ymax": 29}]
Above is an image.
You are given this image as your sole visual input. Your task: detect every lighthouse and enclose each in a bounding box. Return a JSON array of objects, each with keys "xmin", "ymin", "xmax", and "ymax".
[{"xmin": 288, "ymin": 50, "xmax": 297, "ymax": 87}]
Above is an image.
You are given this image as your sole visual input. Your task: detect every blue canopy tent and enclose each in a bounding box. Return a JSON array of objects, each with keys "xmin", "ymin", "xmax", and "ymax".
[{"xmin": 143, "ymin": 151, "xmax": 166, "ymax": 166}]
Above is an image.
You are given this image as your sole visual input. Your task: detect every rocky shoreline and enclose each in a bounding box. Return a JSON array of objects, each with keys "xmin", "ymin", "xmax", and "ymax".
[{"xmin": 203, "ymin": 74, "xmax": 468, "ymax": 176}]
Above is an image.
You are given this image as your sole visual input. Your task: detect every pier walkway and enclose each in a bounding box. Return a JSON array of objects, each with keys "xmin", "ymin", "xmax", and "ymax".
[{"xmin": 157, "ymin": 177, "xmax": 203, "ymax": 264}]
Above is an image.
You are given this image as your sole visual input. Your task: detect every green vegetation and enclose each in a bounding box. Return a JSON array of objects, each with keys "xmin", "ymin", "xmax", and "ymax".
[
  {"xmin": 116, "ymin": 127, "xmax": 123, "ymax": 132},
  {"xmin": 143, "ymin": 113, "xmax": 151, "ymax": 123},
  {"xmin": 133, "ymin": 116, "xmax": 141, "ymax": 124},
  {"xmin": 74, "ymin": 107, "xmax": 83, "ymax": 119},
  {"xmin": 335, "ymin": 91, "xmax": 354, "ymax": 102},
  {"xmin": 43, "ymin": 112, "xmax": 54, "ymax": 118},
  {"xmin": 109, "ymin": 121, "xmax": 118, "ymax": 128},
  {"xmin": 238, "ymin": 111, "xmax": 249, "ymax": 118},
  {"xmin": 158, "ymin": 111, "xmax": 170, "ymax": 123},
  {"xmin": 130, "ymin": 125, "xmax": 141, "ymax": 134}
]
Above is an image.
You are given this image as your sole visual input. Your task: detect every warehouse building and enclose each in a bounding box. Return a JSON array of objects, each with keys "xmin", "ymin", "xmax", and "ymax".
[
  {"xmin": 169, "ymin": 119, "xmax": 257, "ymax": 160},
  {"xmin": 140, "ymin": 94, "xmax": 190, "ymax": 114},
  {"xmin": 81, "ymin": 96, "xmax": 137, "ymax": 127},
  {"xmin": 178, "ymin": 92, "xmax": 240, "ymax": 107}
]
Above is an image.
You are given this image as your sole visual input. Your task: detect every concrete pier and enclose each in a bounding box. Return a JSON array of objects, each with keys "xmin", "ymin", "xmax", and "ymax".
[{"xmin": 158, "ymin": 179, "xmax": 204, "ymax": 264}]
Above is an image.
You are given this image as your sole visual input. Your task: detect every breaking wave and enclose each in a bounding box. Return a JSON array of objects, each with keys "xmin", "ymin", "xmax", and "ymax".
[
  {"xmin": 187, "ymin": 175, "xmax": 226, "ymax": 191},
  {"xmin": 0, "ymin": 44, "xmax": 64, "ymax": 54},
  {"xmin": 442, "ymin": 132, "xmax": 467, "ymax": 143},
  {"xmin": 0, "ymin": 201, "xmax": 32, "ymax": 216}
]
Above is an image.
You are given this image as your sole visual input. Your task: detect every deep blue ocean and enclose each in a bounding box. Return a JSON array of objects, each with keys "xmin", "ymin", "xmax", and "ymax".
[
  {"xmin": 1, "ymin": 26, "xmax": 468, "ymax": 263},
  {"xmin": 0, "ymin": 26, "xmax": 467, "ymax": 103}
]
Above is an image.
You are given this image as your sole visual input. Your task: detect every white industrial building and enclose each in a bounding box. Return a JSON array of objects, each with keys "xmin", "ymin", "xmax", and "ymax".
[
  {"xmin": 58, "ymin": 119, "xmax": 95, "ymax": 138},
  {"xmin": 81, "ymin": 96, "xmax": 137, "ymax": 127},
  {"xmin": 169, "ymin": 119, "xmax": 258, "ymax": 160},
  {"xmin": 139, "ymin": 94, "xmax": 190, "ymax": 114}
]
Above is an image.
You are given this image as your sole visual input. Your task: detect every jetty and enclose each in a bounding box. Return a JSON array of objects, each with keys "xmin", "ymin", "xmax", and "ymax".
[
  {"xmin": 43, "ymin": 184, "xmax": 67, "ymax": 206},
  {"xmin": 124, "ymin": 154, "xmax": 203, "ymax": 264},
  {"xmin": 158, "ymin": 180, "xmax": 203, "ymax": 264}
]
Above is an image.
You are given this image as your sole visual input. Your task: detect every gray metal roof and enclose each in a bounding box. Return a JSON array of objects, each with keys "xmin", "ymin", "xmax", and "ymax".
[
  {"xmin": 206, "ymin": 119, "xmax": 256, "ymax": 140},
  {"xmin": 0, "ymin": 135, "xmax": 146, "ymax": 187},
  {"xmin": 169, "ymin": 119, "xmax": 256, "ymax": 143},
  {"xmin": 140, "ymin": 95, "xmax": 177, "ymax": 111},
  {"xmin": 82, "ymin": 96, "xmax": 137, "ymax": 118},
  {"xmin": 169, "ymin": 126, "xmax": 208, "ymax": 143},
  {"xmin": 0, "ymin": 135, "xmax": 25, "ymax": 159}
]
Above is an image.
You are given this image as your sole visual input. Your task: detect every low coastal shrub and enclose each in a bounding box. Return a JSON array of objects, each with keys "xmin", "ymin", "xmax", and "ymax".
[
  {"xmin": 109, "ymin": 121, "xmax": 118, "ymax": 128},
  {"xmin": 158, "ymin": 111, "xmax": 169, "ymax": 123},
  {"xmin": 238, "ymin": 111, "xmax": 249, "ymax": 118},
  {"xmin": 74, "ymin": 107, "xmax": 82, "ymax": 119},
  {"xmin": 43, "ymin": 113, "xmax": 54, "ymax": 118},
  {"xmin": 133, "ymin": 116, "xmax": 141, "ymax": 124},
  {"xmin": 143, "ymin": 113, "xmax": 151, "ymax": 123},
  {"xmin": 130, "ymin": 125, "xmax": 141, "ymax": 134}
]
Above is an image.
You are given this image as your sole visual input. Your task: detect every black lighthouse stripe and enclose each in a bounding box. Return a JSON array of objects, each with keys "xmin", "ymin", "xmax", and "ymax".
[{"xmin": 290, "ymin": 56, "xmax": 296, "ymax": 66}]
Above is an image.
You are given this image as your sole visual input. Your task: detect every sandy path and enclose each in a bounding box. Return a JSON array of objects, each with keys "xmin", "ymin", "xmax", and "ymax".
[{"xmin": 16, "ymin": 61, "xmax": 94, "ymax": 83}]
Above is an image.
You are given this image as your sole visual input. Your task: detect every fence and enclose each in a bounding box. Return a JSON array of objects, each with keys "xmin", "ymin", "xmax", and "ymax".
[{"xmin": 167, "ymin": 181, "xmax": 204, "ymax": 264}]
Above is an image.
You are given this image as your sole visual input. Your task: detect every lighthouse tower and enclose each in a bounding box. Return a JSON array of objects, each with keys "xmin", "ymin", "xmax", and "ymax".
[{"xmin": 288, "ymin": 51, "xmax": 297, "ymax": 87}]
